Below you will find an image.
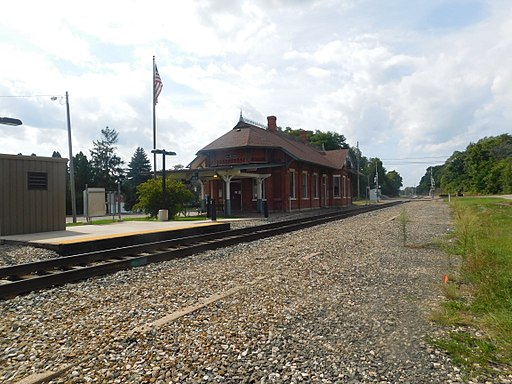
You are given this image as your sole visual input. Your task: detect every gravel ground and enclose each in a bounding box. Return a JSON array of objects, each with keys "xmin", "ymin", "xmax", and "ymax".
[
  {"xmin": 0, "ymin": 245, "xmax": 58, "ymax": 267},
  {"xmin": 0, "ymin": 200, "xmax": 506, "ymax": 383}
]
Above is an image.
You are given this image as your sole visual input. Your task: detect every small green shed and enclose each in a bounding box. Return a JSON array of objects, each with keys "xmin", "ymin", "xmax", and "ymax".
[{"xmin": 0, "ymin": 154, "xmax": 67, "ymax": 236}]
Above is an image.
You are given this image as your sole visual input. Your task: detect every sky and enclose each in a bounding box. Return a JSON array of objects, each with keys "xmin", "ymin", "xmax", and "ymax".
[{"xmin": 1, "ymin": 0, "xmax": 511, "ymax": 187}]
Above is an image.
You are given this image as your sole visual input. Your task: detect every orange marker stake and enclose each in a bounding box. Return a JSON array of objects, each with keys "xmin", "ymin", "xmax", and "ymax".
[{"xmin": 443, "ymin": 274, "xmax": 449, "ymax": 284}]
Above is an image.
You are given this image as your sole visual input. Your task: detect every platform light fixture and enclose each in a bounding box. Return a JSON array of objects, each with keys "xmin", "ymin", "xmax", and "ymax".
[
  {"xmin": 0, "ymin": 117, "xmax": 23, "ymax": 126},
  {"xmin": 151, "ymin": 149, "xmax": 177, "ymax": 214}
]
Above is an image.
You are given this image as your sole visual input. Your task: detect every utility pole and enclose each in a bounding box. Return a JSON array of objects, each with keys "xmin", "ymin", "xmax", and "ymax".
[
  {"xmin": 52, "ymin": 92, "xmax": 77, "ymax": 223},
  {"xmin": 429, "ymin": 166, "xmax": 435, "ymax": 198},
  {"xmin": 356, "ymin": 141, "xmax": 360, "ymax": 200},
  {"xmin": 366, "ymin": 174, "xmax": 370, "ymax": 205},
  {"xmin": 65, "ymin": 92, "xmax": 77, "ymax": 223},
  {"xmin": 375, "ymin": 161, "xmax": 379, "ymax": 203}
]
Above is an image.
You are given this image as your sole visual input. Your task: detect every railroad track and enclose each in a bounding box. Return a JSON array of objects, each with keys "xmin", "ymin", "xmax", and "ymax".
[{"xmin": 0, "ymin": 202, "xmax": 403, "ymax": 299}]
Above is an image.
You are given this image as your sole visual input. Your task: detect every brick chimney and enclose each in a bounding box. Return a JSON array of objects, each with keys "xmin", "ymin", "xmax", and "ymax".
[
  {"xmin": 267, "ymin": 115, "xmax": 277, "ymax": 132},
  {"xmin": 299, "ymin": 129, "xmax": 308, "ymax": 144}
]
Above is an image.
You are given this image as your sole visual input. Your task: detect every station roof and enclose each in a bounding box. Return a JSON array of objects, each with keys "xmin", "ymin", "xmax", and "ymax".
[{"xmin": 195, "ymin": 118, "xmax": 350, "ymax": 170}]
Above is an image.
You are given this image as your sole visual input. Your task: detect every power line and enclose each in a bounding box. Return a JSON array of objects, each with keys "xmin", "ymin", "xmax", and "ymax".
[
  {"xmin": 384, "ymin": 161, "xmax": 446, "ymax": 165},
  {"xmin": 0, "ymin": 94, "xmax": 60, "ymax": 98},
  {"xmin": 381, "ymin": 156, "xmax": 449, "ymax": 160}
]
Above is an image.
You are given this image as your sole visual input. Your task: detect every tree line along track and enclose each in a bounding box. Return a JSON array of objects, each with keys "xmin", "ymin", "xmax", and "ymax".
[{"xmin": 0, "ymin": 202, "xmax": 403, "ymax": 299}]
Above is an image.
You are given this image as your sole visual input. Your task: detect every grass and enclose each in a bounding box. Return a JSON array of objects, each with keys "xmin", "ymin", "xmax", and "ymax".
[
  {"xmin": 431, "ymin": 197, "xmax": 512, "ymax": 378},
  {"xmin": 398, "ymin": 207, "xmax": 409, "ymax": 246},
  {"xmin": 65, "ymin": 213, "xmax": 229, "ymax": 226},
  {"xmin": 66, "ymin": 217, "xmax": 154, "ymax": 226}
]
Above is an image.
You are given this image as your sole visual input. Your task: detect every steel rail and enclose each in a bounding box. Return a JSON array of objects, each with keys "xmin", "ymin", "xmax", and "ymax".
[{"xmin": 0, "ymin": 202, "xmax": 402, "ymax": 299}]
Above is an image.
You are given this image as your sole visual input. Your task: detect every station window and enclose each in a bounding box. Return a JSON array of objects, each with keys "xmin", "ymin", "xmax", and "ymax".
[
  {"xmin": 302, "ymin": 171, "xmax": 309, "ymax": 199},
  {"xmin": 313, "ymin": 173, "xmax": 319, "ymax": 199},
  {"xmin": 290, "ymin": 169, "xmax": 296, "ymax": 199},
  {"xmin": 333, "ymin": 175, "xmax": 341, "ymax": 198}
]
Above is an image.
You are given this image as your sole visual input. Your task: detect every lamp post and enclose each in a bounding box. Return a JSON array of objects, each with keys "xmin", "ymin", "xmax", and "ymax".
[
  {"xmin": 151, "ymin": 149, "xmax": 176, "ymax": 213},
  {"xmin": 52, "ymin": 92, "xmax": 77, "ymax": 223}
]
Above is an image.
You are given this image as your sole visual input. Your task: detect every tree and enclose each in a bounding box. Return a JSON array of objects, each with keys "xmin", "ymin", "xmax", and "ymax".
[
  {"xmin": 89, "ymin": 126, "xmax": 125, "ymax": 191},
  {"xmin": 420, "ymin": 133, "xmax": 512, "ymax": 195},
  {"xmin": 52, "ymin": 151, "xmax": 61, "ymax": 158},
  {"xmin": 440, "ymin": 151, "xmax": 466, "ymax": 194},
  {"xmin": 364, "ymin": 157, "xmax": 386, "ymax": 191},
  {"xmin": 124, "ymin": 147, "xmax": 152, "ymax": 211},
  {"xmin": 133, "ymin": 177, "xmax": 195, "ymax": 218},
  {"xmin": 309, "ymin": 130, "xmax": 348, "ymax": 150},
  {"xmin": 283, "ymin": 127, "xmax": 348, "ymax": 150},
  {"xmin": 417, "ymin": 165, "xmax": 444, "ymax": 195},
  {"xmin": 382, "ymin": 170, "xmax": 403, "ymax": 197},
  {"xmin": 73, "ymin": 151, "xmax": 93, "ymax": 214},
  {"xmin": 350, "ymin": 146, "xmax": 370, "ymax": 199}
]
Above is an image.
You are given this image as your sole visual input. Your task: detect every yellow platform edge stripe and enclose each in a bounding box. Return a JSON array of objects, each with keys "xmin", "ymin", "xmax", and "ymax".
[{"xmin": 44, "ymin": 222, "xmax": 224, "ymax": 245}]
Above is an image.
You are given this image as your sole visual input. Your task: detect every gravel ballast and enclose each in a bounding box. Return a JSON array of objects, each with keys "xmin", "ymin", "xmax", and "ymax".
[{"xmin": 0, "ymin": 200, "xmax": 489, "ymax": 383}]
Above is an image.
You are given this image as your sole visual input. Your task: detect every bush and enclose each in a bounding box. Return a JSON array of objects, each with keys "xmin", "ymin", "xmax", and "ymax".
[{"xmin": 133, "ymin": 178, "xmax": 195, "ymax": 219}]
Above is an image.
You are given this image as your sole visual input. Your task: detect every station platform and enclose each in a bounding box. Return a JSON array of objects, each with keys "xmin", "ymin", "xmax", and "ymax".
[{"xmin": 0, "ymin": 219, "xmax": 231, "ymax": 256}]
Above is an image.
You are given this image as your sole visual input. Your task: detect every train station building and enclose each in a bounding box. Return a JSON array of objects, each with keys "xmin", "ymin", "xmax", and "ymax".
[{"xmin": 173, "ymin": 115, "xmax": 355, "ymax": 216}]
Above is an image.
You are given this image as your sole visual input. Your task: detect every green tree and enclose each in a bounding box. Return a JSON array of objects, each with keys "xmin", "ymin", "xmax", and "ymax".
[
  {"xmin": 364, "ymin": 157, "xmax": 386, "ymax": 190},
  {"xmin": 440, "ymin": 151, "xmax": 467, "ymax": 194},
  {"xmin": 484, "ymin": 158, "xmax": 512, "ymax": 194},
  {"xmin": 421, "ymin": 133, "xmax": 512, "ymax": 195},
  {"xmin": 309, "ymin": 130, "xmax": 348, "ymax": 150},
  {"xmin": 73, "ymin": 151, "xmax": 93, "ymax": 214},
  {"xmin": 350, "ymin": 147, "xmax": 370, "ymax": 199},
  {"xmin": 463, "ymin": 134, "xmax": 512, "ymax": 193},
  {"xmin": 89, "ymin": 126, "xmax": 125, "ymax": 190},
  {"xmin": 124, "ymin": 147, "xmax": 152, "ymax": 211},
  {"xmin": 417, "ymin": 165, "xmax": 444, "ymax": 195},
  {"xmin": 283, "ymin": 127, "xmax": 348, "ymax": 150},
  {"xmin": 383, "ymin": 170, "xmax": 403, "ymax": 197},
  {"xmin": 133, "ymin": 177, "xmax": 195, "ymax": 219}
]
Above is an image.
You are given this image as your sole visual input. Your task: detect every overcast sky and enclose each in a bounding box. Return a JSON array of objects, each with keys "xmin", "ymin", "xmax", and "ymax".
[{"xmin": 1, "ymin": 0, "xmax": 511, "ymax": 187}]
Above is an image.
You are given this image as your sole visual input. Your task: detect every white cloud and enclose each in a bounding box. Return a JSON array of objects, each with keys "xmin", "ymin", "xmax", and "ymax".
[{"xmin": 1, "ymin": 0, "xmax": 511, "ymax": 186}]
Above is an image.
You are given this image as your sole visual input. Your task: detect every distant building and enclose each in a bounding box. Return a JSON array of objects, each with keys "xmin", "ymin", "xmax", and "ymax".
[
  {"xmin": 173, "ymin": 115, "xmax": 355, "ymax": 215},
  {"xmin": 369, "ymin": 188, "xmax": 380, "ymax": 201},
  {"xmin": 0, "ymin": 154, "xmax": 67, "ymax": 235}
]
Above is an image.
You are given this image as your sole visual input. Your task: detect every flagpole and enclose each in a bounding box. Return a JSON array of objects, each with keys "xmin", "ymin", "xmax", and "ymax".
[{"xmin": 152, "ymin": 56, "xmax": 157, "ymax": 179}]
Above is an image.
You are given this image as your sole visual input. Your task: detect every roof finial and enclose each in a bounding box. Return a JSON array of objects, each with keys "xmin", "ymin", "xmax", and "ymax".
[{"xmin": 239, "ymin": 109, "xmax": 243, "ymax": 122}]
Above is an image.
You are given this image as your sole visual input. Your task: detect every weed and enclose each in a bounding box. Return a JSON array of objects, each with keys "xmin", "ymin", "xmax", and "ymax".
[
  {"xmin": 398, "ymin": 207, "xmax": 409, "ymax": 246},
  {"xmin": 443, "ymin": 282, "xmax": 462, "ymax": 300},
  {"xmin": 451, "ymin": 202, "xmax": 480, "ymax": 257},
  {"xmin": 431, "ymin": 331, "xmax": 499, "ymax": 375}
]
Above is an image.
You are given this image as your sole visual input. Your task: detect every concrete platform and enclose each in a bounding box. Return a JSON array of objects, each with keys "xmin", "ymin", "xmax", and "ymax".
[{"xmin": 1, "ymin": 219, "xmax": 231, "ymax": 256}]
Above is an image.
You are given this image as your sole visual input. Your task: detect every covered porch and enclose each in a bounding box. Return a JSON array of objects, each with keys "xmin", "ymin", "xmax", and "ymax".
[{"xmin": 170, "ymin": 166, "xmax": 273, "ymax": 217}]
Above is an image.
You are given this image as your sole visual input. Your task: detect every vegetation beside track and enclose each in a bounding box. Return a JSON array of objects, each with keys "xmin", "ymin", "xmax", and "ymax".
[
  {"xmin": 65, "ymin": 214, "xmax": 222, "ymax": 227},
  {"xmin": 431, "ymin": 197, "xmax": 512, "ymax": 378}
]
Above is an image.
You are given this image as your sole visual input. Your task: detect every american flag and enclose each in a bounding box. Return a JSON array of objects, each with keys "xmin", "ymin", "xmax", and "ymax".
[{"xmin": 154, "ymin": 63, "xmax": 163, "ymax": 105}]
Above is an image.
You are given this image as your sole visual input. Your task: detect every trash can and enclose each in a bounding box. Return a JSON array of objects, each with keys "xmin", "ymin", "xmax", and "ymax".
[{"xmin": 158, "ymin": 209, "xmax": 169, "ymax": 221}]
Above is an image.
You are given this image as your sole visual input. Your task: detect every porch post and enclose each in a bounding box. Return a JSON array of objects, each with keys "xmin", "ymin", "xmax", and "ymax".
[
  {"xmin": 198, "ymin": 179, "xmax": 205, "ymax": 212},
  {"xmin": 221, "ymin": 174, "xmax": 234, "ymax": 217},
  {"xmin": 256, "ymin": 177, "xmax": 263, "ymax": 213}
]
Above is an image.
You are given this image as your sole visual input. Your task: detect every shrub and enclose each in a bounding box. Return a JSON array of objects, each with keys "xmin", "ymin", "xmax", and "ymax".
[{"xmin": 133, "ymin": 177, "xmax": 195, "ymax": 219}]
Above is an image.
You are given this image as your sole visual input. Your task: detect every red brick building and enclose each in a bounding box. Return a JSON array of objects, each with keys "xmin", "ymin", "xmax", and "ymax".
[{"xmin": 182, "ymin": 115, "xmax": 354, "ymax": 215}]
